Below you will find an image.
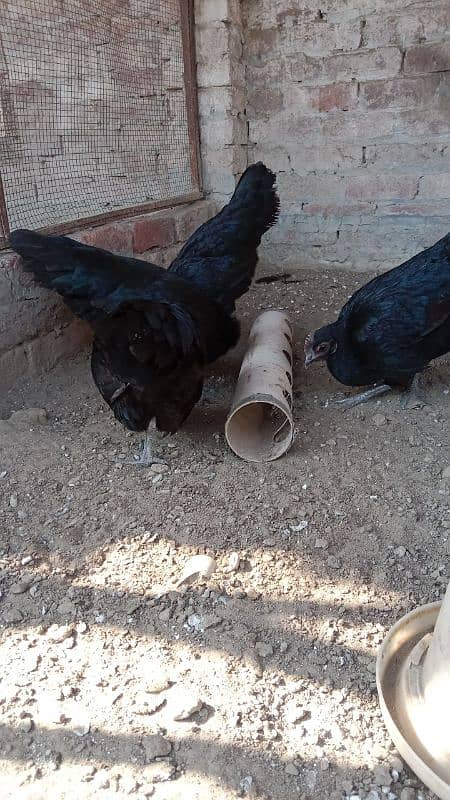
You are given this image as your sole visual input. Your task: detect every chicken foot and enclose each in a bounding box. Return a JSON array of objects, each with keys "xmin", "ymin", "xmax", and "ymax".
[
  {"xmin": 334, "ymin": 383, "xmax": 393, "ymax": 409},
  {"xmin": 400, "ymin": 372, "xmax": 430, "ymax": 409},
  {"xmin": 127, "ymin": 422, "xmax": 166, "ymax": 467}
]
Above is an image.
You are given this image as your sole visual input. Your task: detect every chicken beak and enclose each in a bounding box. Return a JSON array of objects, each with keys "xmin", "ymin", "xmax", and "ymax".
[{"xmin": 304, "ymin": 351, "xmax": 315, "ymax": 368}]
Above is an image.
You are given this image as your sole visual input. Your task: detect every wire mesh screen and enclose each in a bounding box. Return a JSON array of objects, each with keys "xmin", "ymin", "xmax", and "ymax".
[{"xmin": 0, "ymin": 0, "xmax": 200, "ymax": 246}]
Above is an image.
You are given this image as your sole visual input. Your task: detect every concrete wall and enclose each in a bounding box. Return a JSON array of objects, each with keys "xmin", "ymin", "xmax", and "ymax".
[
  {"xmin": 194, "ymin": 0, "xmax": 248, "ymax": 206},
  {"xmin": 242, "ymin": 0, "xmax": 450, "ymax": 271}
]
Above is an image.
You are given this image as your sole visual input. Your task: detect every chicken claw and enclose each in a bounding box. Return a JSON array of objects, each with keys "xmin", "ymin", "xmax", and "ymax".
[{"xmin": 335, "ymin": 383, "xmax": 392, "ymax": 409}]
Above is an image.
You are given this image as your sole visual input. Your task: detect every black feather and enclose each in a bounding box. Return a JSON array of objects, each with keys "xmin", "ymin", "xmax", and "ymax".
[
  {"xmin": 169, "ymin": 162, "xmax": 279, "ymax": 311},
  {"xmin": 310, "ymin": 233, "xmax": 450, "ymax": 388}
]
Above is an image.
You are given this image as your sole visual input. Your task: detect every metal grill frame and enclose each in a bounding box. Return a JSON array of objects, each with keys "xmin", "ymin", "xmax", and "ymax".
[{"xmin": 0, "ymin": 0, "xmax": 202, "ymax": 249}]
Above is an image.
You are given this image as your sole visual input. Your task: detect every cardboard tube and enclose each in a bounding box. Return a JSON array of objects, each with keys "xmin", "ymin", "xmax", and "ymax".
[
  {"xmin": 225, "ymin": 310, "xmax": 294, "ymax": 462},
  {"xmin": 377, "ymin": 580, "xmax": 450, "ymax": 799}
]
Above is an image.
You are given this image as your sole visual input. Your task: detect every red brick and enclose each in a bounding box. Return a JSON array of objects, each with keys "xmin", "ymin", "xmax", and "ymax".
[
  {"xmin": 314, "ymin": 82, "xmax": 358, "ymax": 113},
  {"xmin": 131, "ymin": 215, "xmax": 176, "ymax": 254},
  {"xmin": 382, "ymin": 202, "xmax": 450, "ymax": 216},
  {"xmin": 418, "ymin": 173, "xmax": 450, "ymax": 199},
  {"xmin": 173, "ymin": 201, "xmax": 216, "ymax": 241},
  {"xmin": 248, "ymin": 86, "xmax": 283, "ymax": 115},
  {"xmin": 318, "ymin": 46, "xmax": 402, "ymax": 85},
  {"xmin": 365, "ymin": 142, "xmax": 448, "ymax": 169},
  {"xmin": 282, "ymin": 20, "xmax": 361, "ymax": 57},
  {"xmin": 362, "ymin": 14, "xmax": 423, "ymax": 49},
  {"xmin": 404, "ymin": 43, "xmax": 450, "ymax": 75},
  {"xmin": 77, "ymin": 223, "xmax": 133, "ymax": 255},
  {"xmin": 360, "ymin": 76, "xmax": 440, "ymax": 110},
  {"xmin": 345, "ymin": 175, "xmax": 418, "ymax": 201},
  {"xmin": 245, "ymin": 28, "xmax": 278, "ymax": 62},
  {"xmin": 302, "ymin": 202, "xmax": 376, "ymax": 216},
  {"xmin": 25, "ymin": 319, "xmax": 92, "ymax": 375}
]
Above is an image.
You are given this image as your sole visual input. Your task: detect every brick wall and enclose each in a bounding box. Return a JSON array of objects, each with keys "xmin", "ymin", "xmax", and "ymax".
[
  {"xmin": 194, "ymin": 0, "xmax": 248, "ymax": 206},
  {"xmin": 0, "ymin": 199, "xmax": 215, "ymax": 392},
  {"xmin": 242, "ymin": 0, "xmax": 450, "ymax": 271}
]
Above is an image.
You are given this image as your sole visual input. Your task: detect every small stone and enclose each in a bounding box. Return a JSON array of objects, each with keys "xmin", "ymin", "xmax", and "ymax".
[
  {"xmin": 315, "ymin": 538, "xmax": 328, "ymax": 549},
  {"xmin": 400, "ymin": 790, "xmax": 416, "ymax": 800},
  {"xmin": 373, "ymin": 413, "xmax": 387, "ymax": 427},
  {"xmin": 57, "ymin": 598, "xmax": 77, "ymax": 616},
  {"xmin": 175, "ymin": 554, "xmax": 217, "ymax": 587},
  {"xmin": 10, "ymin": 575, "xmax": 34, "ymax": 594},
  {"xmin": 141, "ymin": 762, "xmax": 175, "ymax": 783},
  {"xmin": 95, "ymin": 613, "xmax": 106, "ymax": 624},
  {"xmin": 285, "ymin": 762, "xmax": 299, "ymax": 776},
  {"xmin": 159, "ymin": 608, "xmax": 171, "ymax": 622},
  {"xmin": 373, "ymin": 766, "xmax": 392, "ymax": 787},
  {"xmin": 327, "ymin": 555, "xmax": 341, "ymax": 569},
  {"xmin": 2, "ymin": 608, "xmax": 23, "ymax": 624},
  {"xmin": 151, "ymin": 463, "xmax": 169, "ymax": 473},
  {"xmin": 285, "ymin": 700, "xmax": 308, "ymax": 725},
  {"xmin": 134, "ymin": 692, "xmax": 166, "ymax": 715},
  {"xmin": 389, "ymin": 757, "xmax": 403, "ymax": 773},
  {"xmin": 319, "ymin": 758, "xmax": 329, "ymax": 771},
  {"xmin": 394, "ymin": 546, "xmax": 406, "ymax": 558},
  {"xmin": 173, "ymin": 696, "xmax": 203, "ymax": 721},
  {"xmin": 142, "ymin": 734, "xmax": 172, "ymax": 762},
  {"xmin": 290, "ymin": 520, "xmax": 308, "ymax": 532},
  {"xmin": 81, "ymin": 765, "xmax": 97, "ymax": 782},
  {"xmin": 73, "ymin": 714, "xmax": 91, "ymax": 737},
  {"xmin": 18, "ymin": 718, "xmax": 33, "ymax": 733},
  {"xmin": 140, "ymin": 785, "xmax": 156, "ymax": 798},
  {"xmin": 441, "ymin": 466, "xmax": 450, "ymax": 481},
  {"xmin": 146, "ymin": 673, "xmax": 172, "ymax": 694},
  {"xmin": 49, "ymin": 751, "xmax": 63, "ymax": 771},
  {"xmin": 9, "ymin": 495, "xmax": 18, "ymax": 508},
  {"xmin": 47, "ymin": 624, "xmax": 74, "ymax": 643},
  {"xmin": 9, "ymin": 408, "xmax": 47, "ymax": 427},
  {"xmin": 92, "ymin": 769, "xmax": 110, "ymax": 790},
  {"xmin": 239, "ymin": 775, "xmax": 254, "ymax": 796},
  {"xmin": 255, "ymin": 641, "xmax": 273, "ymax": 658},
  {"xmin": 224, "ymin": 552, "xmax": 240, "ymax": 574},
  {"xmin": 202, "ymin": 614, "xmax": 222, "ymax": 630},
  {"xmin": 76, "ymin": 621, "xmax": 89, "ymax": 634},
  {"xmin": 21, "ymin": 556, "xmax": 33, "ymax": 566},
  {"xmin": 242, "ymin": 649, "xmax": 263, "ymax": 679}
]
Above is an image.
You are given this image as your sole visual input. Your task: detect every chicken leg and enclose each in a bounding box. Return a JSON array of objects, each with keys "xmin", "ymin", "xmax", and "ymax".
[
  {"xmin": 128, "ymin": 421, "xmax": 166, "ymax": 467},
  {"xmin": 335, "ymin": 383, "xmax": 393, "ymax": 409},
  {"xmin": 400, "ymin": 372, "xmax": 430, "ymax": 409}
]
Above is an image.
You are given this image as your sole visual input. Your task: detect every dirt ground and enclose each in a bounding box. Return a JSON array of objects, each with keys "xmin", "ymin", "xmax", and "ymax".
[{"xmin": 1, "ymin": 269, "xmax": 449, "ymax": 800}]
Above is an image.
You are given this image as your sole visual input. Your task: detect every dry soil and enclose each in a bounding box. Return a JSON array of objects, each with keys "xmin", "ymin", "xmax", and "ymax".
[{"xmin": 1, "ymin": 269, "xmax": 449, "ymax": 800}]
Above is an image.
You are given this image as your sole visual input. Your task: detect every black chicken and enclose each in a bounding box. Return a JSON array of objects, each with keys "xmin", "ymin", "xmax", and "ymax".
[
  {"xmin": 304, "ymin": 233, "xmax": 450, "ymax": 407},
  {"xmin": 10, "ymin": 163, "xmax": 279, "ymax": 464}
]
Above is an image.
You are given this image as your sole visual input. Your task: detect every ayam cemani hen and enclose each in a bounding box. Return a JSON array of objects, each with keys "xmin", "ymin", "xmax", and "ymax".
[
  {"xmin": 304, "ymin": 232, "xmax": 450, "ymax": 407},
  {"xmin": 10, "ymin": 163, "xmax": 279, "ymax": 464}
]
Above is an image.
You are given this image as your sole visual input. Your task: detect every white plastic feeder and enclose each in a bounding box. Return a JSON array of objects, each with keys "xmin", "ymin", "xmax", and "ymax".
[
  {"xmin": 225, "ymin": 310, "xmax": 294, "ymax": 462},
  {"xmin": 377, "ymin": 580, "xmax": 450, "ymax": 799}
]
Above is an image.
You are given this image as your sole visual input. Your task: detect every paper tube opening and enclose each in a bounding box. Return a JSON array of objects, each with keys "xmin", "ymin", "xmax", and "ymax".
[{"xmin": 225, "ymin": 310, "xmax": 294, "ymax": 462}]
